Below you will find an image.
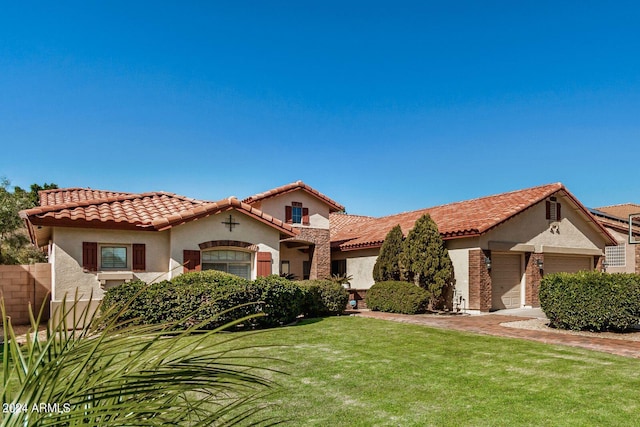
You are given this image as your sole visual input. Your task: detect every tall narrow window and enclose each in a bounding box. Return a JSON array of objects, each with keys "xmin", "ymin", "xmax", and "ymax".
[
  {"xmin": 291, "ymin": 202, "xmax": 303, "ymax": 224},
  {"xmin": 546, "ymin": 197, "xmax": 562, "ymax": 221}
]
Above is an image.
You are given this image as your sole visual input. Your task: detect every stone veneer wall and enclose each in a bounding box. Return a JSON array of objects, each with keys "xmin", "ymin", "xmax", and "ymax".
[
  {"xmin": 525, "ymin": 253, "xmax": 543, "ymax": 307},
  {"xmin": 0, "ymin": 263, "xmax": 51, "ymax": 325},
  {"xmin": 293, "ymin": 228, "xmax": 331, "ymax": 279}
]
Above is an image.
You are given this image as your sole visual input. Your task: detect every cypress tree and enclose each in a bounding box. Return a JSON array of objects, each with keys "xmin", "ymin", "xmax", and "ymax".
[
  {"xmin": 372, "ymin": 225, "xmax": 404, "ymax": 282},
  {"xmin": 399, "ymin": 214, "xmax": 453, "ymax": 309}
]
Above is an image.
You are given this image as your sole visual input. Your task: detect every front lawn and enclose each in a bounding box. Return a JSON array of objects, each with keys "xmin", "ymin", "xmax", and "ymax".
[{"xmin": 219, "ymin": 316, "xmax": 640, "ymax": 426}]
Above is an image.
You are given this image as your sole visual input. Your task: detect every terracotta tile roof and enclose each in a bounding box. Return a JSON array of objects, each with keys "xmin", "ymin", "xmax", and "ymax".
[
  {"xmin": 242, "ymin": 180, "xmax": 345, "ymax": 212},
  {"xmin": 39, "ymin": 188, "xmax": 135, "ymax": 206},
  {"xmin": 331, "ymin": 183, "xmax": 616, "ymax": 250},
  {"xmin": 593, "ymin": 203, "xmax": 640, "ymax": 219},
  {"xmin": 21, "ymin": 191, "xmax": 297, "ymax": 240}
]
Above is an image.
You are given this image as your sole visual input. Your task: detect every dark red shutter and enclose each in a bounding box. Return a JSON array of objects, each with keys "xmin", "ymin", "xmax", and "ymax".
[
  {"xmin": 257, "ymin": 252, "xmax": 272, "ymax": 277},
  {"xmin": 545, "ymin": 201, "xmax": 551, "ymax": 220},
  {"xmin": 82, "ymin": 242, "xmax": 98, "ymax": 271},
  {"xmin": 556, "ymin": 203, "xmax": 561, "ymax": 221},
  {"xmin": 285, "ymin": 205, "xmax": 292, "ymax": 223},
  {"xmin": 132, "ymin": 244, "xmax": 146, "ymax": 271},
  {"xmin": 183, "ymin": 250, "xmax": 201, "ymax": 273},
  {"xmin": 302, "ymin": 207, "xmax": 309, "ymax": 225}
]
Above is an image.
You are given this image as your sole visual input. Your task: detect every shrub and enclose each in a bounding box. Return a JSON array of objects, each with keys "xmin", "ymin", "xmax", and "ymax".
[
  {"xmin": 297, "ymin": 280, "xmax": 349, "ymax": 317},
  {"xmin": 373, "ymin": 225, "xmax": 404, "ymax": 282},
  {"xmin": 102, "ymin": 272, "xmax": 260, "ymax": 330},
  {"xmin": 101, "ymin": 279, "xmax": 149, "ymax": 326},
  {"xmin": 366, "ymin": 281, "xmax": 430, "ymax": 314},
  {"xmin": 171, "ymin": 270, "xmax": 249, "ymax": 287},
  {"xmin": 539, "ymin": 271, "xmax": 640, "ymax": 332},
  {"xmin": 398, "ymin": 214, "xmax": 454, "ymax": 310},
  {"xmin": 253, "ymin": 275, "xmax": 306, "ymax": 327}
]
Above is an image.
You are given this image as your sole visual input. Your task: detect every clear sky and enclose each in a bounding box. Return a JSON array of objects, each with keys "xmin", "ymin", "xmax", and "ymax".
[{"xmin": 1, "ymin": 1, "xmax": 638, "ymax": 217}]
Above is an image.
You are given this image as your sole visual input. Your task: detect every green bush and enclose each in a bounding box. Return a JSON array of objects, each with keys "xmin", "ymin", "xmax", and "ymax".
[
  {"xmin": 297, "ymin": 280, "xmax": 349, "ymax": 317},
  {"xmin": 539, "ymin": 272, "xmax": 640, "ymax": 332},
  {"xmin": 171, "ymin": 270, "xmax": 249, "ymax": 287},
  {"xmin": 366, "ymin": 281, "xmax": 430, "ymax": 314},
  {"xmin": 103, "ymin": 272, "xmax": 310, "ymax": 330},
  {"xmin": 102, "ymin": 272, "xmax": 260, "ymax": 330},
  {"xmin": 253, "ymin": 275, "xmax": 306, "ymax": 327}
]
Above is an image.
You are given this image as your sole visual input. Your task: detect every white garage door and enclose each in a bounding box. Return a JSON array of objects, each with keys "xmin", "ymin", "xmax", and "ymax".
[
  {"xmin": 491, "ymin": 253, "xmax": 522, "ymax": 310},
  {"xmin": 544, "ymin": 255, "xmax": 592, "ymax": 274}
]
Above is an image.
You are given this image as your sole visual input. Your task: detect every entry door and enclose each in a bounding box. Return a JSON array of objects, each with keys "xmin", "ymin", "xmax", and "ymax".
[{"xmin": 491, "ymin": 253, "xmax": 522, "ymax": 310}]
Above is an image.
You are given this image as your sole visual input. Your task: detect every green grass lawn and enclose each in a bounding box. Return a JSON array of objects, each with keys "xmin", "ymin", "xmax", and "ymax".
[{"xmin": 214, "ymin": 316, "xmax": 640, "ymax": 426}]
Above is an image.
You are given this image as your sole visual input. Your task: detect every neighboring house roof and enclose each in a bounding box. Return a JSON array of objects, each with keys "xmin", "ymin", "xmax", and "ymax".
[
  {"xmin": 593, "ymin": 203, "xmax": 640, "ymax": 219},
  {"xmin": 331, "ymin": 183, "xmax": 617, "ymax": 251},
  {"xmin": 39, "ymin": 187, "xmax": 135, "ymax": 206},
  {"xmin": 590, "ymin": 208, "xmax": 640, "ymax": 238},
  {"xmin": 242, "ymin": 180, "xmax": 345, "ymax": 212},
  {"xmin": 21, "ymin": 191, "xmax": 297, "ymax": 247}
]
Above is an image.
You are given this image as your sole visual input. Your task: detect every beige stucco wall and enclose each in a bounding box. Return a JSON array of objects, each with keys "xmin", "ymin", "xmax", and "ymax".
[
  {"xmin": 332, "ymin": 248, "xmax": 379, "ymax": 289},
  {"xmin": 478, "ymin": 195, "xmax": 608, "ymax": 253},
  {"xmin": 447, "ymin": 248, "xmax": 470, "ymax": 310},
  {"xmin": 257, "ymin": 189, "xmax": 331, "ymax": 229},
  {"xmin": 168, "ymin": 209, "xmax": 281, "ymax": 279},
  {"xmin": 50, "ymin": 227, "xmax": 170, "ymax": 301}
]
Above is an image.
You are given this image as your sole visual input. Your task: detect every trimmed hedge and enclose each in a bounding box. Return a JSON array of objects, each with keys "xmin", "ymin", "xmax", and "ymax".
[
  {"xmin": 297, "ymin": 280, "xmax": 349, "ymax": 317},
  {"xmin": 101, "ymin": 272, "xmax": 310, "ymax": 330},
  {"xmin": 253, "ymin": 275, "xmax": 306, "ymax": 327},
  {"xmin": 539, "ymin": 271, "xmax": 640, "ymax": 332},
  {"xmin": 101, "ymin": 272, "xmax": 261, "ymax": 330},
  {"xmin": 366, "ymin": 281, "xmax": 429, "ymax": 314}
]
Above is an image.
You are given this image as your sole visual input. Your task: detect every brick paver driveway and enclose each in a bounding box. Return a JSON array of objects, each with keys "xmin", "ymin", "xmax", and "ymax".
[{"xmin": 353, "ymin": 310, "xmax": 640, "ymax": 359}]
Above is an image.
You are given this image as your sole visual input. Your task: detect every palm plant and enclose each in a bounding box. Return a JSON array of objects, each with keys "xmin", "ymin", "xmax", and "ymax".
[{"xmin": 1, "ymin": 292, "xmax": 283, "ymax": 426}]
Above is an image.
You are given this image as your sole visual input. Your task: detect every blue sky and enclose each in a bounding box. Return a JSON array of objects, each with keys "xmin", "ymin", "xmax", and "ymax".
[{"xmin": 1, "ymin": 1, "xmax": 638, "ymax": 216}]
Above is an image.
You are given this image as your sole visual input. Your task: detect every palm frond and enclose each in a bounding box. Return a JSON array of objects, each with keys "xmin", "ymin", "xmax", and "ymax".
[{"xmin": 1, "ymin": 292, "xmax": 283, "ymax": 426}]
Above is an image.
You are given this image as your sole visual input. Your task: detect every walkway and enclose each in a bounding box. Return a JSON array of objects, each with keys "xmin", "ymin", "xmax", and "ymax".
[{"xmin": 352, "ymin": 310, "xmax": 640, "ymax": 359}]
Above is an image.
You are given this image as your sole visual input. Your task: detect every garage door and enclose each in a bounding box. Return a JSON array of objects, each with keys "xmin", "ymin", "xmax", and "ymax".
[
  {"xmin": 544, "ymin": 255, "xmax": 592, "ymax": 274},
  {"xmin": 491, "ymin": 253, "xmax": 522, "ymax": 310}
]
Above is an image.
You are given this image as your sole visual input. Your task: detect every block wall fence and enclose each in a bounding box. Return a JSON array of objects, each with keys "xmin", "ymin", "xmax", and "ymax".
[{"xmin": 0, "ymin": 263, "xmax": 51, "ymax": 325}]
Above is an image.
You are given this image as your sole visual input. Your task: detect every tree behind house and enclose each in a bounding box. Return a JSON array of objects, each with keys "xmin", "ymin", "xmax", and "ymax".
[
  {"xmin": 373, "ymin": 224, "xmax": 404, "ymax": 282},
  {"xmin": 0, "ymin": 177, "xmax": 56, "ymax": 264},
  {"xmin": 399, "ymin": 213, "xmax": 453, "ymax": 309}
]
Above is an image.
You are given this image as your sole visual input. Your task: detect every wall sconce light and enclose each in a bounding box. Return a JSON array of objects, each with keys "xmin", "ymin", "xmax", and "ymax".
[
  {"xmin": 536, "ymin": 259, "xmax": 544, "ymax": 270},
  {"xmin": 602, "ymin": 260, "xmax": 608, "ymax": 272},
  {"xmin": 484, "ymin": 256, "xmax": 491, "ymax": 270}
]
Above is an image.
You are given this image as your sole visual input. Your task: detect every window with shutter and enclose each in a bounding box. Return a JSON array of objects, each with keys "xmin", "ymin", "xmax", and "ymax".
[{"xmin": 546, "ymin": 197, "xmax": 561, "ymax": 221}]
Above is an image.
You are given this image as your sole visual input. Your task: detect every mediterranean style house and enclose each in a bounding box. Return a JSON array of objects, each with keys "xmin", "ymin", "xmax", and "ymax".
[{"xmin": 20, "ymin": 181, "xmax": 617, "ymax": 315}]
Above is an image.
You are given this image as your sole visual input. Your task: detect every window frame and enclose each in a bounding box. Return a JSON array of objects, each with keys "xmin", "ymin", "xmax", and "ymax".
[
  {"xmin": 99, "ymin": 244, "xmax": 129, "ymax": 270},
  {"xmin": 201, "ymin": 249, "xmax": 253, "ymax": 280},
  {"xmin": 291, "ymin": 202, "xmax": 303, "ymax": 224}
]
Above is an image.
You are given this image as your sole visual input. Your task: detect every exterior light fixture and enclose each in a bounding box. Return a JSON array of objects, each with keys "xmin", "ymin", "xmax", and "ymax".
[
  {"xmin": 484, "ymin": 256, "xmax": 491, "ymax": 270},
  {"xmin": 536, "ymin": 259, "xmax": 544, "ymax": 270},
  {"xmin": 602, "ymin": 260, "xmax": 608, "ymax": 272}
]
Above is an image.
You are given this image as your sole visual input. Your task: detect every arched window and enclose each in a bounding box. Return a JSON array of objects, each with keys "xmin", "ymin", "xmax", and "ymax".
[{"xmin": 201, "ymin": 249, "xmax": 252, "ymax": 279}]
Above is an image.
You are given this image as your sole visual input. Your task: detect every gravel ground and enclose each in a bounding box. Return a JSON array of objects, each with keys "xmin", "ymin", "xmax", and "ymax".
[{"xmin": 501, "ymin": 318, "xmax": 640, "ymax": 342}]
